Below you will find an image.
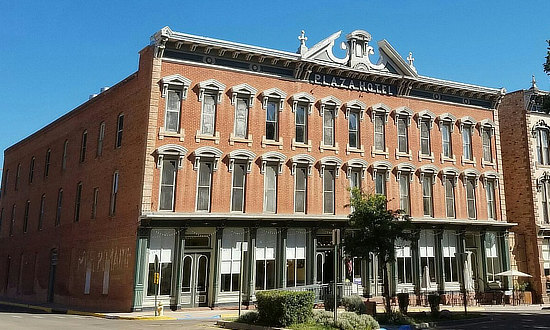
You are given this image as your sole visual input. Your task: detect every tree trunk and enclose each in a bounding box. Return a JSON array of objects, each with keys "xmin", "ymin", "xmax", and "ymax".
[{"xmin": 382, "ymin": 262, "xmax": 391, "ymax": 314}]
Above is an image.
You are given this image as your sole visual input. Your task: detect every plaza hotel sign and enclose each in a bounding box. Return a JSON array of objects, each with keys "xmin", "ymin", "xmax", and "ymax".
[{"xmin": 309, "ymin": 73, "xmax": 396, "ymax": 96}]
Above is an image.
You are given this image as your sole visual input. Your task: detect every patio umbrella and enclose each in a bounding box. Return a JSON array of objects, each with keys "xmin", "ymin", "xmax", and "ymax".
[{"xmin": 495, "ymin": 270, "xmax": 532, "ymax": 305}]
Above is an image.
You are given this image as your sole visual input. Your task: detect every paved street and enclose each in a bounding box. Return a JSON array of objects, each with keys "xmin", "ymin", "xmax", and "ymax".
[
  {"xmin": 0, "ymin": 304, "xmax": 218, "ymax": 330},
  {"xmin": 438, "ymin": 308, "xmax": 550, "ymax": 329}
]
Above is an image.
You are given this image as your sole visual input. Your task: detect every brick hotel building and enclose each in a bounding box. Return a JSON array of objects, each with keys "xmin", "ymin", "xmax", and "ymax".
[{"xmin": 0, "ymin": 27, "xmax": 514, "ymax": 311}]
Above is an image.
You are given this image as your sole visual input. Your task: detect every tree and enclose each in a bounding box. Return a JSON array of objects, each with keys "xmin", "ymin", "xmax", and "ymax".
[
  {"xmin": 343, "ymin": 188, "xmax": 414, "ymax": 314},
  {"xmin": 544, "ymin": 40, "xmax": 550, "ymax": 75}
]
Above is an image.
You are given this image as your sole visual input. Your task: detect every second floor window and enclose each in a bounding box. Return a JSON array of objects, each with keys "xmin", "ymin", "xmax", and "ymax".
[
  {"xmin": 116, "ymin": 114, "xmax": 124, "ymax": 148},
  {"xmin": 62, "ymin": 140, "xmax": 68, "ymax": 170},
  {"xmin": 231, "ymin": 162, "xmax": 246, "ymax": 212},
  {"xmin": 80, "ymin": 131, "xmax": 87, "ymax": 163},
  {"xmin": 445, "ymin": 177, "xmax": 456, "ymax": 218},
  {"xmin": 97, "ymin": 122, "xmax": 105, "ymax": 157},
  {"xmin": 44, "ymin": 149, "xmax": 51, "ymax": 178},
  {"xmin": 399, "ymin": 173, "xmax": 410, "ymax": 215},
  {"xmin": 266, "ymin": 101, "xmax": 279, "ymax": 141},
  {"xmin": 420, "ymin": 119, "xmax": 431, "ymax": 155},
  {"xmin": 160, "ymin": 158, "xmax": 177, "ymax": 211},
  {"xmin": 375, "ymin": 171, "xmax": 386, "ymax": 196},
  {"xmin": 263, "ymin": 164, "xmax": 277, "ymax": 213},
  {"xmin": 486, "ymin": 180, "xmax": 497, "ymax": 220},
  {"xmin": 466, "ymin": 177, "xmax": 477, "ymax": 219},
  {"xmin": 397, "ymin": 116, "xmax": 408, "ymax": 153},
  {"xmin": 38, "ymin": 195, "xmax": 45, "ymax": 230},
  {"xmin": 422, "ymin": 175, "xmax": 434, "ymax": 217},
  {"xmin": 536, "ymin": 129, "xmax": 550, "ymax": 165},
  {"xmin": 201, "ymin": 94, "xmax": 217, "ymax": 136},
  {"xmin": 196, "ymin": 161, "xmax": 213, "ymax": 211},
  {"xmin": 323, "ymin": 169, "xmax": 335, "ymax": 214},
  {"xmin": 15, "ymin": 163, "xmax": 21, "ymax": 191},
  {"xmin": 441, "ymin": 122, "xmax": 453, "ymax": 158},
  {"xmin": 348, "ymin": 111, "xmax": 359, "ymax": 149},
  {"xmin": 56, "ymin": 189, "xmax": 63, "ymax": 226},
  {"xmin": 165, "ymin": 89, "xmax": 182, "ymax": 132},
  {"xmin": 9, "ymin": 204, "xmax": 16, "ymax": 236},
  {"xmin": 74, "ymin": 182, "xmax": 82, "ymax": 222},
  {"xmin": 462, "ymin": 126, "xmax": 473, "ymax": 161},
  {"xmin": 323, "ymin": 108, "xmax": 335, "ymax": 147},
  {"xmin": 92, "ymin": 188, "xmax": 99, "ymax": 219},
  {"xmin": 110, "ymin": 171, "xmax": 119, "ymax": 215},
  {"xmin": 482, "ymin": 128, "xmax": 493, "ymax": 162},
  {"xmin": 542, "ymin": 180, "xmax": 550, "ymax": 224},
  {"xmin": 374, "ymin": 113, "xmax": 386, "ymax": 151},
  {"xmin": 29, "ymin": 157, "xmax": 35, "ymax": 184},
  {"xmin": 294, "ymin": 167, "xmax": 307, "ymax": 213},
  {"xmin": 295, "ymin": 104, "xmax": 307, "ymax": 144},
  {"xmin": 23, "ymin": 201, "xmax": 30, "ymax": 233}
]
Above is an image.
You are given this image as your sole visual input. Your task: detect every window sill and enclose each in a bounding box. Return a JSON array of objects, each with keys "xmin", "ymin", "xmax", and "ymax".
[
  {"xmin": 229, "ymin": 133, "xmax": 253, "ymax": 146},
  {"xmin": 320, "ymin": 142, "xmax": 339, "ymax": 154},
  {"xmin": 159, "ymin": 127, "xmax": 185, "ymax": 142},
  {"xmin": 195, "ymin": 131, "xmax": 220, "ymax": 144},
  {"xmin": 440, "ymin": 154, "xmax": 457, "ymax": 164},
  {"xmin": 371, "ymin": 146, "xmax": 389, "ymax": 159},
  {"xmin": 461, "ymin": 156, "xmax": 477, "ymax": 167},
  {"xmin": 346, "ymin": 144, "xmax": 365, "ymax": 156},
  {"xmin": 292, "ymin": 138, "xmax": 312, "ymax": 152},
  {"xmin": 418, "ymin": 152, "xmax": 435, "ymax": 163},
  {"xmin": 481, "ymin": 159, "xmax": 496, "ymax": 168},
  {"xmin": 261, "ymin": 136, "xmax": 283, "ymax": 149},
  {"xmin": 395, "ymin": 150, "xmax": 412, "ymax": 160}
]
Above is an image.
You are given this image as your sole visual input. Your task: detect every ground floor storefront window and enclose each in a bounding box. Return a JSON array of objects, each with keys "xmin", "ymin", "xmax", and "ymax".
[
  {"xmin": 147, "ymin": 229, "xmax": 175, "ymax": 296},
  {"xmin": 255, "ymin": 228, "xmax": 277, "ymax": 290}
]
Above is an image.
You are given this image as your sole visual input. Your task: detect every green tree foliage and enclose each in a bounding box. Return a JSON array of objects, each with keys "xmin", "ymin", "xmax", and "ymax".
[
  {"xmin": 545, "ymin": 40, "xmax": 550, "ymax": 75},
  {"xmin": 343, "ymin": 188, "xmax": 414, "ymax": 313}
]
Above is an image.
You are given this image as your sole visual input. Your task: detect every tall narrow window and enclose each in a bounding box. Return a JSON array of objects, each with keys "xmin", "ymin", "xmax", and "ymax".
[
  {"xmin": 485, "ymin": 233, "xmax": 501, "ymax": 283},
  {"xmin": 537, "ymin": 129, "xmax": 550, "ymax": 165},
  {"xmin": 220, "ymin": 229, "xmax": 243, "ymax": 292},
  {"xmin": 165, "ymin": 89, "xmax": 182, "ymax": 132},
  {"xmin": 28, "ymin": 157, "xmax": 35, "ymax": 184},
  {"xmin": 231, "ymin": 162, "xmax": 246, "ymax": 212},
  {"xmin": 420, "ymin": 119, "xmax": 431, "ymax": 155},
  {"xmin": 160, "ymin": 158, "xmax": 177, "ymax": 211},
  {"xmin": 445, "ymin": 177, "xmax": 456, "ymax": 218},
  {"xmin": 323, "ymin": 169, "xmax": 335, "ymax": 214},
  {"xmin": 44, "ymin": 149, "xmax": 51, "ymax": 178},
  {"xmin": 9, "ymin": 204, "xmax": 16, "ymax": 236},
  {"xmin": 423, "ymin": 175, "xmax": 434, "ymax": 217},
  {"xmin": 255, "ymin": 229, "xmax": 276, "ymax": 290},
  {"xmin": 442, "ymin": 231, "xmax": 458, "ymax": 282},
  {"xmin": 348, "ymin": 111, "xmax": 359, "ymax": 149},
  {"xmin": 201, "ymin": 94, "xmax": 216, "ymax": 136},
  {"xmin": 286, "ymin": 229, "xmax": 306, "ymax": 287},
  {"xmin": 462, "ymin": 126, "xmax": 473, "ymax": 161},
  {"xmin": 419, "ymin": 231, "xmax": 437, "ymax": 283},
  {"xmin": 196, "ymin": 161, "xmax": 213, "ymax": 211},
  {"xmin": 38, "ymin": 195, "xmax": 45, "ymax": 230},
  {"xmin": 80, "ymin": 131, "xmax": 87, "ymax": 163},
  {"xmin": 295, "ymin": 104, "xmax": 307, "ymax": 144},
  {"xmin": 15, "ymin": 163, "xmax": 21, "ymax": 191},
  {"xmin": 116, "ymin": 114, "xmax": 124, "ymax": 148},
  {"xmin": 62, "ymin": 140, "xmax": 68, "ymax": 170},
  {"xmin": 56, "ymin": 189, "xmax": 63, "ymax": 226},
  {"xmin": 266, "ymin": 101, "xmax": 279, "ymax": 141},
  {"xmin": 97, "ymin": 122, "xmax": 105, "ymax": 157},
  {"xmin": 399, "ymin": 173, "xmax": 410, "ymax": 214},
  {"xmin": 23, "ymin": 201, "xmax": 30, "ymax": 233},
  {"xmin": 110, "ymin": 171, "xmax": 119, "ymax": 215},
  {"xmin": 374, "ymin": 113, "xmax": 385, "ymax": 151},
  {"xmin": 397, "ymin": 116, "xmax": 408, "ymax": 153},
  {"xmin": 91, "ymin": 188, "xmax": 99, "ymax": 219},
  {"xmin": 442, "ymin": 122, "xmax": 453, "ymax": 158},
  {"xmin": 74, "ymin": 182, "xmax": 82, "ymax": 222},
  {"xmin": 375, "ymin": 171, "xmax": 386, "ymax": 196},
  {"xmin": 263, "ymin": 164, "xmax": 277, "ymax": 213},
  {"xmin": 294, "ymin": 167, "xmax": 307, "ymax": 213},
  {"xmin": 482, "ymin": 128, "xmax": 493, "ymax": 163},
  {"xmin": 234, "ymin": 98, "xmax": 249, "ymax": 139},
  {"xmin": 396, "ymin": 240, "xmax": 412, "ymax": 284},
  {"xmin": 2, "ymin": 169, "xmax": 9, "ymax": 197},
  {"xmin": 349, "ymin": 169, "xmax": 361, "ymax": 191},
  {"xmin": 486, "ymin": 180, "xmax": 496, "ymax": 220},
  {"xmin": 466, "ymin": 177, "xmax": 477, "ymax": 219},
  {"xmin": 323, "ymin": 108, "xmax": 335, "ymax": 147}
]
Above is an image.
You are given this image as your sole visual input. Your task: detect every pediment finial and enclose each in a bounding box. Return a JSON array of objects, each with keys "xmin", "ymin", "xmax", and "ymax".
[
  {"xmin": 298, "ymin": 30, "xmax": 308, "ymax": 55},
  {"xmin": 531, "ymin": 74, "xmax": 538, "ymax": 90},
  {"xmin": 407, "ymin": 52, "xmax": 416, "ymax": 73}
]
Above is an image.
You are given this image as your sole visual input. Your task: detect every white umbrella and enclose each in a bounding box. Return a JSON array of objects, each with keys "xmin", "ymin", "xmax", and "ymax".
[
  {"xmin": 495, "ymin": 269, "xmax": 532, "ymax": 305},
  {"xmin": 421, "ymin": 265, "xmax": 431, "ymax": 290}
]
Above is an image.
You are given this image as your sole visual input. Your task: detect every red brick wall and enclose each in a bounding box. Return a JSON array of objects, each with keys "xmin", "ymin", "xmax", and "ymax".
[{"xmin": 0, "ymin": 46, "xmax": 156, "ymax": 311}]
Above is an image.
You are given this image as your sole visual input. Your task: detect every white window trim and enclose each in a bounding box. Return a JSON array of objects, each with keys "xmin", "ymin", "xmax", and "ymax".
[
  {"xmin": 158, "ymin": 157, "xmax": 179, "ymax": 212},
  {"xmin": 228, "ymin": 149, "xmax": 256, "ymax": 173},
  {"xmin": 260, "ymin": 151, "xmax": 287, "ymax": 175},
  {"xmin": 195, "ymin": 160, "xmax": 214, "ymax": 212},
  {"xmin": 370, "ymin": 103, "xmax": 391, "ymax": 158},
  {"xmin": 196, "ymin": 79, "xmax": 225, "ymax": 144},
  {"xmin": 418, "ymin": 165, "xmax": 438, "ymax": 217},
  {"xmin": 345, "ymin": 100, "xmax": 366, "ymax": 155},
  {"xmin": 462, "ymin": 169, "xmax": 480, "ymax": 219},
  {"xmin": 438, "ymin": 113, "xmax": 457, "ymax": 164},
  {"xmin": 319, "ymin": 96, "xmax": 342, "ymax": 154},
  {"xmin": 393, "ymin": 106, "xmax": 413, "ymax": 160},
  {"xmin": 417, "ymin": 110, "xmax": 436, "ymax": 162},
  {"xmin": 159, "ymin": 74, "xmax": 191, "ymax": 141},
  {"xmin": 156, "ymin": 144, "xmax": 189, "ymax": 169},
  {"xmin": 230, "ymin": 84, "xmax": 257, "ymax": 146},
  {"xmin": 459, "ymin": 116, "xmax": 477, "ymax": 165},
  {"xmin": 290, "ymin": 154, "xmax": 316, "ymax": 176},
  {"xmin": 261, "ymin": 89, "xmax": 286, "ymax": 149},
  {"xmin": 346, "ymin": 158, "xmax": 368, "ymax": 180},
  {"xmin": 291, "ymin": 92, "xmax": 315, "ymax": 151},
  {"xmin": 478, "ymin": 119, "xmax": 496, "ymax": 168},
  {"xmin": 370, "ymin": 161, "xmax": 392, "ymax": 195},
  {"xmin": 319, "ymin": 156, "xmax": 343, "ymax": 178},
  {"xmin": 193, "ymin": 146, "xmax": 223, "ymax": 171}
]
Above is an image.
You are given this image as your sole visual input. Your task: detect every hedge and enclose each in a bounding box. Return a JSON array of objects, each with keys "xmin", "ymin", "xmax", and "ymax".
[{"xmin": 255, "ymin": 290, "xmax": 315, "ymax": 327}]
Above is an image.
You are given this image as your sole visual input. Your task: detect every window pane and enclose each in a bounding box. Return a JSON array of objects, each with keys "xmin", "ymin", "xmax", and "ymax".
[
  {"xmin": 399, "ymin": 174, "xmax": 410, "ymax": 214},
  {"xmin": 202, "ymin": 94, "xmax": 216, "ymax": 135},
  {"xmin": 266, "ymin": 102, "xmax": 278, "ymax": 141},
  {"xmin": 467, "ymin": 179, "xmax": 476, "ymax": 219},
  {"xmin": 182, "ymin": 256, "xmax": 192, "ymax": 292},
  {"xmin": 442, "ymin": 124, "xmax": 451, "ymax": 157},
  {"xmin": 423, "ymin": 176, "xmax": 433, "ymax": 216},
  {"xmin": 295, "ymin": 167, "xmax": 306, "ymax": 213},
  {"xmin": 166, "ymin": 90, "xmax": 181, "ymax": 132},
  {"xmin": 231, "ymin": 163, "xmax": 245, "ymax": 212},
  {"xmin": 375, "ymin": 114, "xmax": 385, "ymax": 150},
  {"xmin": 235, "ymin": 98, "xmax": 248, "ymax": 139},
  {"xmin": 482, "ymin": 129, "xmax": 492, "ymax": 162},
  {"xmin": 323, "ymin": 110, "xmax": 334, "ymax": 146},
  {"xmin": 421, "ymin": 120, "xmax": 430, "ymax": 155},
  {"xmin": 462, "ymin": 127, "xmax": 472, "ymax": 160},
  {"xmin": 446, "ymin": 178, "xmax": 455, "ymax": 217},
  {"xmin": 375, "ymin": 172, "xmax": 385, "ymax": 195},
  {"xmin": 397, "ymin": 117, "xmax": 408, "ymax": 153},
  {"xmin": 264, "ymin": 165, "xmax": 277, "ymax": 212},
  {"xmin": 349, "ymin": 112, "xmax": 358, "ymax": 148},
  {"xmin": 323, "ymin": 170, "xmax": 334, "ymax": 214}
]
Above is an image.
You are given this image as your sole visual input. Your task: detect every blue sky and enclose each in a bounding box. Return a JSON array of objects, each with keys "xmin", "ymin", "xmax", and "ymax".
[{"xmin": 1, "ymin": 1, "xmax": 549, "ymax": 172}]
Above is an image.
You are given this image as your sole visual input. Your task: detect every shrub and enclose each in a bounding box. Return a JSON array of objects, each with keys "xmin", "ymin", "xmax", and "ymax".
[
  {"xmin": 255, "ymin": 290, "xmax": 314, "ymax": 327},
  {"xmin": 397, "ymin": 293, "xmax": 409, "ymax": 314},
  {"xmin": 236, "ymin": 310, "xmax": 259, "ymax": 324},
  {"xmin": 341, "ymin": 295, "xmax": 367, "ymax": 314},
  {"xmin": 428, "ymin": 294, "xmax": 441, "ymax": 316},
  {"xmin": 376, "ymin": 311, "xmax": 415, "ymax": 326},
  {"xmin": 312, "ymin": 310, "xmax": 334, "ymax": 327},
  {"xmin": 324, "ymin": 293, "xmax": 341, "ymax": 311},
  {"xmin": 335, "ymin": 311, "xmax": 380, "ymax": 330}
]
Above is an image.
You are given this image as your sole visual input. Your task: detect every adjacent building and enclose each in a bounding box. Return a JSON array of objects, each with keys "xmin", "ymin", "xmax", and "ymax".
[
  {"xmin": 0, "ymin": 27, "xmax": 513, "ymax": 311},
  {"xmin": 499, "ymin": 78, "xmax": 550, "ymax": 303}
]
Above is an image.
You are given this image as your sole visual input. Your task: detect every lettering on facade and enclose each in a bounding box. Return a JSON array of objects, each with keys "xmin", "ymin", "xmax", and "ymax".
[{"xmin": 310, "ymin": 74, "xmax": 396, "ymax": 96}]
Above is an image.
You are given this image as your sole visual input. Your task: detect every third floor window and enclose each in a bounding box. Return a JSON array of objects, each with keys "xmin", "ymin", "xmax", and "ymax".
[
  {"xmin": 266, "ymin": 101, "xmax": 279, "ymax": 141},
  {"xmin": 295, "ymin": 104, "xmax": 307, "ymax": 144},
  {"xmin": 536, "ymin": 128, "xmax": 550, "ymax": 165}
]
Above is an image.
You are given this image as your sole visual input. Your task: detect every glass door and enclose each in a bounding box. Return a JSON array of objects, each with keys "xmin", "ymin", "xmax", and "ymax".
[{"xmin": 181, "ymin": 253, "xmax": 209, "ymax": 307}]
